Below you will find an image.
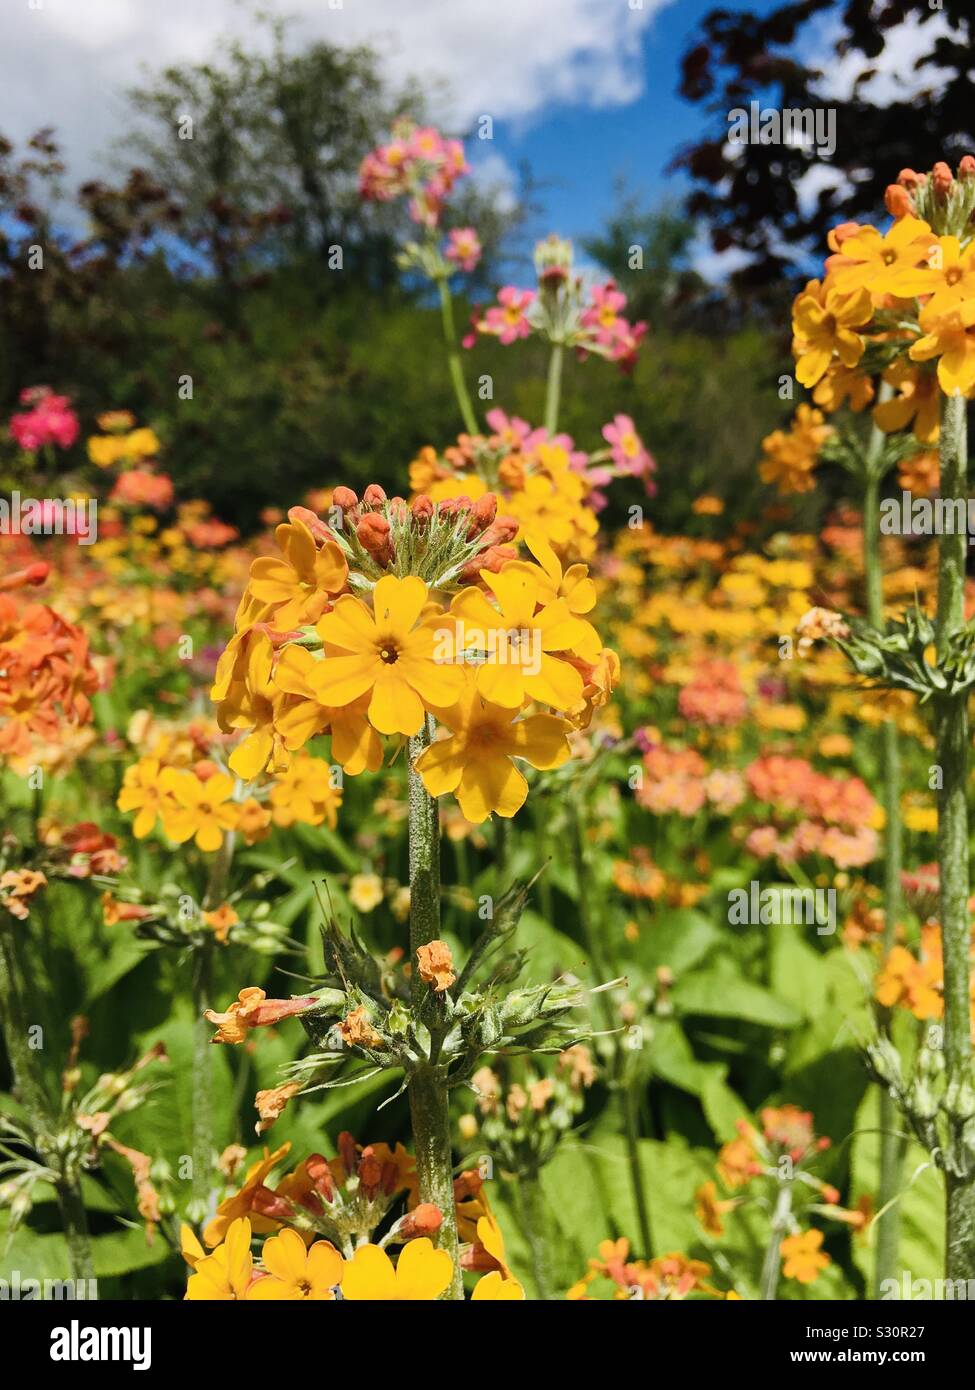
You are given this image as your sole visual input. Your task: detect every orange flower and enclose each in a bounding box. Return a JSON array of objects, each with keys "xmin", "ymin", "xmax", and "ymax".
[
  {"xmin": 205, "ymin": 987, "xmax": 318, "ymax": 1045},
  {"xmin": 416, "ymin": 940, "xmax": 456, "ymax": 993},
  {"xmin": 781, "ymin": 1228, "xmax": 830, "ymax": 1284}
]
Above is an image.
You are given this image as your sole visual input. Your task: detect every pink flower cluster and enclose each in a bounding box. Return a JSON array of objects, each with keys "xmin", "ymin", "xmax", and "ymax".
[
  {"xmin": 580, "ymin": 281, "xmax": 647, "ymax": 370},
  {"xmin": 444, "ymin": 227, "xmax": 482, "ymax": 274},
  {"xmin": 634, "ymin": 742, "xmax": 746, "ymax": 818},
  {"xmin": 744, "ymin": 755, "xmax": 879, "ymax": 869},
  {"xmin": 109, "ymin": 469, "xmax": 175, "ymax": 512},
  {"xmin": 677, "ymin": 658, "xmax": 748, "ymax": 728},
  {"xmin": 9, "ymin": 387, "xmax": 79, "ymax": 452},
  {"xmin": 358, "ymin": 120, "xmax": 468, "ymax": 228}
]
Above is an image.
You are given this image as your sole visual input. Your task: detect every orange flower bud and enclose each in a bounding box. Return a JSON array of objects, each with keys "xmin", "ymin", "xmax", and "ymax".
[
  {"xmin": 0, "ymin": 561, "xmax": 50, "ymax": 591},
  {"xmin": 411, "ymin": 494, "xmax": 434, "ymax": 524},
  {"xmin": 932, "ymin": 161, "xmax": 954, "ymax": 198},
  {"xmin": 960, "ymin": 156, "xmax": 975, "ymax": 181},
  {"xmin": 287, "ymin": 504, "xmax": 331, "ymax": 542},
  {"xmin": 356, "ymin": 512, "xmax": 392, "ymax": 564},
  {"xmin": 398, "ymin": 1203, "xmax": 443, "ymax": 1239},
  {"xmin": 249, "ymin": 1185, "xmax": 293, "ymax": 1222},
  {"xmin": 468, "ymin": 493, "xmax": 498, "ymax": 536},
  {"xmin": 826, "ymin": 220, "xmax": 861, "ymax": 253},
  {"xmin": 332, "ymin": 486, "xmax": 359, "ymax": 512},
  {"xmin": 362, "ymin": 483, "xmax": 387, "ymax": 507},
  {"xmin": 885, "ymin": 183, "xmax": 913, "ymax": 219},
  {"xmin": 897, "ymin": 168, "xmax": 921, "ymax": 190}
]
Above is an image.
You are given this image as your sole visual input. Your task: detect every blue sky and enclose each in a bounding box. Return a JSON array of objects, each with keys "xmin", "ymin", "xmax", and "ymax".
[
  {"xmin": 0, "ymin": 0, "xmax": 944, "ymax": 279},
  {"xmin": 484, "ymin": 0, "xmax": 784, "ymax": 250}
]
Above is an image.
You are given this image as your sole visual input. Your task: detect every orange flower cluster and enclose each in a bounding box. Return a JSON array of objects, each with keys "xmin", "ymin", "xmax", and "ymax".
[{"xmin": 0, "ymin": 575, "xmax": 99, "ymax": 760}]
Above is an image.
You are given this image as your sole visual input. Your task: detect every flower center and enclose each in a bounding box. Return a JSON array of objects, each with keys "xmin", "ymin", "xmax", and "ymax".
[
  {"xmin": 946, "ymin": 265, "xmax": 963, "ymax": 284},
  {"xmin": 882, "ymin": 248, "xmax": 897, "ymax": 265},
  {"xmin": 379, "ymin": 644, "xmax": 399, "ymax": 664}
]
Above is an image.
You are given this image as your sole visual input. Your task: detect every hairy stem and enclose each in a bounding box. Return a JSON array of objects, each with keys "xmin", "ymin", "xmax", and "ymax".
[
  {"xmin": 862, "ymin": 449, "xmax": 905, "ymax": 1295},
  {"xmin": 936, "ymin": 392, "xmax": 974, "ymax": 1281},
  {"xmin": 437, "ymin": 277, "xmax": 478, "ymax": 436},
  {"xmin": 407, "ymin": 716, "xmax": 463, "ymax": 1298}
]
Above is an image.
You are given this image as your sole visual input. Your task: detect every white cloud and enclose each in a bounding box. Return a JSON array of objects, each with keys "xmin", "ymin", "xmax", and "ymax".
[
  {"xmin": 0, "ymin": 0, "xmax": 671, "ymax": 185},
  {"xmin": 809, "ymin": 10, "xmax": 959, "ymax": 107}
]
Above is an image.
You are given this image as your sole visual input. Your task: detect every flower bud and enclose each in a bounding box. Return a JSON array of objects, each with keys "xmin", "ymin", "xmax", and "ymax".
[
  {"xmin": 411, "ymin": 495, "xmax": 434, "ymax": 524},
  {"xmin": 332, "ymin": 486, "xmax": 359, "ymax": 513},
  {"xmin": 932, "ymin": 161, "xmax": 954, "ymax": 199},
  {"xmin": 397, "ymin": 1203, "xmax": 443, "ymax": 1239},
  {"xmin": 468, "ymin": 493, "xmax": 497, "ymax": 536},
  {"xmin": 356, "ymin": 512, "xmax": 393, "ymax": 565},
  {"xmin": 287, "ymin": 505, "xmax": 332, "ymax": 542},
  {"xmin": 362, "ymin": 483, "xmax": 387, "ymax": 507},
  {"xmin": 960, "ymin": 156, "xmax": 975, "ymax": 181},
  {"xmin": 897, "ymin": 168, "xmax": 922, "ymax": 190},
  {"xmin": 885, "ymin": 184, "xmax": 913, "ymax": 219}
]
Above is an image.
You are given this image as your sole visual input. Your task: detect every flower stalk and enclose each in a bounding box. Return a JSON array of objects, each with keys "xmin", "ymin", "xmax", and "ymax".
[
  {"xmin": 407, "ymin": 715, "xmax": 464, "ymax": 1299},
  {"xmin": 436, "ymin": 275, "xmax": 479, "ymax": 437},
  {"xmin": 860, "ymin": 396, "xmax": 906, "ymax": 1295},
  {"xmin": 935, "ymin": 391, "xmax": 975, "ymax": 1281}
]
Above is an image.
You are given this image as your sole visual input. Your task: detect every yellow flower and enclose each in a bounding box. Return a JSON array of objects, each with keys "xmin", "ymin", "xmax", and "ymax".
[
  {"xmin": 272, "ymin": 645, "xmax": 383, "ymax": 773},
  {"xmin": 416, "ymin": 674, "xmax": 572, "ymax": 822},
  {"xmin": 349, "ymin": 872, "xmax": 384, "ymax": 912},
  {"xmin": 910, "ymin": 300, "xmax": 975, "ymax": 398},
  {"xmin": 340, "ymin": 1237, "xmax": 453, "ymax": 1300},
  {"xmin": 873, "ymin": 361, "xmax": 940, "ymax": 443},
  {"xmin": 909, "ymin": 234, "xmax": 975, "ymax": 319},
  {"xmin": 213, "ymin": 629, "xmax": 283, "ymax": 780},
  {"xmin": 825, "ymin": 214, "xmax": 933, "ymax": 302},
  {"xmin": 159, "ymin": 769, "xmax": 239, "ymax": 852},
  {"xmin": 125, "ymin": 427, "xmax": 161, "ymax": 459},
  {"xmin": 268, "ymin": 753, "xmax": 342, "ymax": 829},
  {"xmin": 180, "ymin": 1223, "xmax": 205, "ymax": 1269},
  {"xmin": 246, "ymin": 1229, "xmax": 344, "ymax": 1300},
  {"xmin": 117, "ymin": 757, "xmax": 171, "ymax": 838},
  {"xmin": 315, "ymin": 575, "xmax": 464, "ymax": 735},
  {"xmin": 203, "ymin": 1143, "xmax": 292, "ymax": 1246},
  {"xmin": 792, "ymin": 282, "xmax": 872, "ymax": 387},
  {"xmin": 471, "ymin": 1271, "xmax": 525, "ymax": 1300},
  {"xmin": 246, "ymin": 517, "xmax": 348, "ymax": 628},
  {"xmin": 185, "ymin": 1217, "xmax": 253, "ymax": 1300},
  {"xmin": 450, "ymin": 565, "xmax": 589, "ymax": 710}
]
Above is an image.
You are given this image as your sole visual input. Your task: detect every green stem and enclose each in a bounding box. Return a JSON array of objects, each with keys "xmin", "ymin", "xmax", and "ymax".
[
  {"xmin": 407, "ymin": 716, "xmax": 463, "ymax": 1299},
  {"xmin": 935, "ymin": 391, "xmax": 975, "ymax": 1281},
  {"xmin": 436, "ymin": 277, "xmax": 478, "ymax": 436},
  {"xmin": 567, "ymin": 800, "xmax": 653, "ymax": 1258},
  {"xmin": 760, "ymin": 1182, "xmax": 792, "ymax": 1300},
  {"xmin": 861, "ymin": 432, "xmax": 905, "ymax": 1295},
  {"xmin": 0, "ymin": 923, "xmax": 94, "ymax": 1281},
  {"xmin": 190, "ymin": 938, "xmax": 214, "ymax": 1218},
  {"xmin": 544, "ymin": 342, "xmax": 564, "ymax": 435},
  {"xmin": 517, "ymin": 1173, "xmax": 554, "ymax": 1299}
]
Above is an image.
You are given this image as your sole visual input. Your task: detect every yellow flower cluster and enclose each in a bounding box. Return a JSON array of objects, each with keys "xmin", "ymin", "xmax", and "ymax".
[{"xmin": 210, "ymin": 502, "xmax": 616, "ymax": 823}]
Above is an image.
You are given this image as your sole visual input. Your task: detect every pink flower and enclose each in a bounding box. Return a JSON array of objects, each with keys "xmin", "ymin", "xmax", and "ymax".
[
  {"xmin": 580, "ymin": 282, "xmax": 648, "ymax": 371},
  {"xmin": 9, "ymin": 388, "xmax": 79, "ymax": 452},
  {"xmin": 358, "ymin": 121, "xmax": 468, "ymax": 230},
  {"xmin": 480, "ymin": 286, "xmax": 535, "ymax": 345},
  {"xmin": 109, "ymin": 469, "xmax": 175, "ymax": 511},
  {"xmin": 444, "ymin": 227, "xmax": 482, "ymax": 273},
  {"xmin": 485, "ymin": 408, "xmax": 532, "ymax": 447},
  {"xmin": 602, "ymin": 414, "xmax": 656, "ymax": 480}
]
